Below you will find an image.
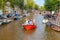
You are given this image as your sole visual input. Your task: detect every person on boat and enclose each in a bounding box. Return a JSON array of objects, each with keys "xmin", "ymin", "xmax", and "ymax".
[
  {"xmin": 7, "ymin": 13, "xmax": 12, "ymax": 18},
  {"xmin": 28, "ymin": 19, "xmax": 33, "ymax": 25},
  {"xmin": 25, "ymin": 19, "xmax": 35, "ymax": 25},
  {"xmin": 25, "ymin": 19, "xmax": 29, "ymax": 24},
  {"xmin": 13, "ymin": 11, "xmax": 19, "ymax": 20},
  {"xmin": 13, "ymin": 11, "xmax": 19, "ymax": 16}
]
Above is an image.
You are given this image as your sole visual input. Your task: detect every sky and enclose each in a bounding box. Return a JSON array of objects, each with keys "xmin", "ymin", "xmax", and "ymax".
[{"xmin": 34, "ymin": 0, "xmax": 44, "ymax": 6}]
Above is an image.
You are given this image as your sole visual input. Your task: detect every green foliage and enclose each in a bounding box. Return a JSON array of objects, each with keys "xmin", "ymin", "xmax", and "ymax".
[
  {"xmin": 0, "ymin": 0, "xmax": 2, "ymax": 8},
  {"xmin": 7, "ymin": 0, "xmax": 24, "ymax": 9},
  {"xmin": 24, "ymin": 0, "xmax": 35, "ymax": 10},
  {"xmin": 44, "ymin": 0, "xmax": 60, "ymax": 11},
  {"xmin": 35, "ymin": 5, "xmax": 39, "ymax": 10},
  {"xmin": 39, "ymin": 6, "xmax": 45, "ymax": 10},
  {"xmin": 0, "ymin": 0, "xmax": 40, "ymax": 10},
  {"xmin": 55, "ymin": 0, "xmax": 60, "ymax": 11}
]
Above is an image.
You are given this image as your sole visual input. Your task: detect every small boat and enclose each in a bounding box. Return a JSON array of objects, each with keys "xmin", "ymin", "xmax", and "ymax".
[
  {"xmin": 22, "ymin": 19, "xmax": 36, "ymax": 30},
  {"xmin": 3, "ymin": 19, "xmax": 13, "ymax": 23},
  {"xmin": 51, "ymin": 25, "xmax": 60, "ymax": 31},
  {"xmin": 23, "ymin": 24, "xmax": 36, "ymax": 30},
  {"xmin": 46, "ymin": 22, "xmax": 60, "ymax": 31}
]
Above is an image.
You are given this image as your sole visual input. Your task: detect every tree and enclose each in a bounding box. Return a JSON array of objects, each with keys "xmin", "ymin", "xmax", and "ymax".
[
  {"xmin": 44, "ymin": 0, "xmax": 60, "ymax": 11},
  {"xmin": 39, "ymin": 6, "xmax": 45, "ymax": 10},
  {"xmin": 0, "ymin": 0, "xmax": 2, "ymax": 8},
  {"xmin": 55, "ymin": 0, "xmax": 60, "ymax": 12},
  {"xmin": 5, "ymin": 0, "xmax": 24, "ymax": 9},
  {"xmin": 35, "ymin": 5, "xmax": 39, "ymax": 10},
  {"xmin": 44, "ymin": 0, "xmax": 57, "ymax": 11},
  {"xmin": 24, "ymin": 0, "xmax": 36, "ymax": 10}
]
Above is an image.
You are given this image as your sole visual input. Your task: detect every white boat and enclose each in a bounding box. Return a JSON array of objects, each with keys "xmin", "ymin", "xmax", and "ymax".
[
  {"xmin": 6, "ymin": 19, "xmax": 13, "ymax": 23},
  {"xmin": 3, "ymin": 19, "xmax": 13, "ymax": 23}
]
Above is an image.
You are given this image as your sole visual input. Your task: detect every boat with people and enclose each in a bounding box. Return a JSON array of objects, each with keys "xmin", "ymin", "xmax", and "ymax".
[
  {"xmin": 0, "ymin": 16, "xmax": 13, "ymax": 24},
  {"xmin": 22, "ymin": 19, "xmax": 36, "ymax": 30},
  {"xmin": 0, "ymin": 15, "xmax": 13, "ymax": 24}
]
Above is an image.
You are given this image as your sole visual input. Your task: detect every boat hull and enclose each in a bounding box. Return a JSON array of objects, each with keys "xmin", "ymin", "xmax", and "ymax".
[
  {"xmin": 51, "ymin": 25, "xmax": 60, "ymax": 31},
  {"xmin": 23, "ymin": 25, "xmax": 36, "ymax": 30}
]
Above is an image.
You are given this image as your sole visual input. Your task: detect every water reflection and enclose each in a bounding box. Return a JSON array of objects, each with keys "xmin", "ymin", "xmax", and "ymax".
[{"xmin": 23, "ymin": 29, "xmax": 36, "ymax": 35}]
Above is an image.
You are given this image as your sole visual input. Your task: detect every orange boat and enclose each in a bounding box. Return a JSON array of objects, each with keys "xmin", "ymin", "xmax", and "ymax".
[
  {"xmin": 23, "ymin": 19, "xmax": 36, "ymax": 30},
  {"xmin": 23, "ymin": 24, "xmax": 36, "ymax": 30}
]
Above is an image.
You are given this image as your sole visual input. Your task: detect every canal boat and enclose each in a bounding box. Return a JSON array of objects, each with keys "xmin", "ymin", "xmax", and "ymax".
[
  {"xmin": 22, "ymin": 19, "xmax": 36, "ymax": 30},
  {"xmin": 3, "ymin": 19, "xmax": 13, "ymax": 24},
  {"xmin": 23, "ymin": 24, "xmax": 36, "ymax": 30},
  {"xmin": 51, "ymin": 25, "xmax": 60, "ymax": 31},
  {"xmin": 46, "ymin": 21, "xmax": 60, "ymax": 31}
]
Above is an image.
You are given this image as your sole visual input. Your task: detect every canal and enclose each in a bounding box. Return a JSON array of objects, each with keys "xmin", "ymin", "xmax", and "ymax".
[{"xmin": 0, "ymin": 14, "xmax": 60, "ymax": 40}]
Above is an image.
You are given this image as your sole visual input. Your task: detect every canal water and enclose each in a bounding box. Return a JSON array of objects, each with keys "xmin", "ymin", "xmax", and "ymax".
[{"xmin": 0, "ymin": 14, "xmax": 60, "ymax": 40}]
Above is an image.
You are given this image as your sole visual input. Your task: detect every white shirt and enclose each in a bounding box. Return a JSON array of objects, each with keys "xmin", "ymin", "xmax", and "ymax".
[
  {"xmin": 25, "ymin": 20, "xmax": 33, "ymax": 25},
  {"xmin": 25, "ymin": 20, "xmax": 29, "ymax": 24},
  {"xmin": 28, "ymin": 21, "xmax": 33, "ymax": 25}
]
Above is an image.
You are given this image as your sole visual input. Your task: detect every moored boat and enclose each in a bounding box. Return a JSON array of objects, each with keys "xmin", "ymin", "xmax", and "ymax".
[
  {"xmin": 51, "ymin": 25, "xmax": 60, "ymax": 31},
  {"xmin": 3, "ymin": 19, "xmax": 13, "ymax": 24},
  {"xmin": 46, "ymin": 22, "xmax": 60, "ymax": 31}
]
